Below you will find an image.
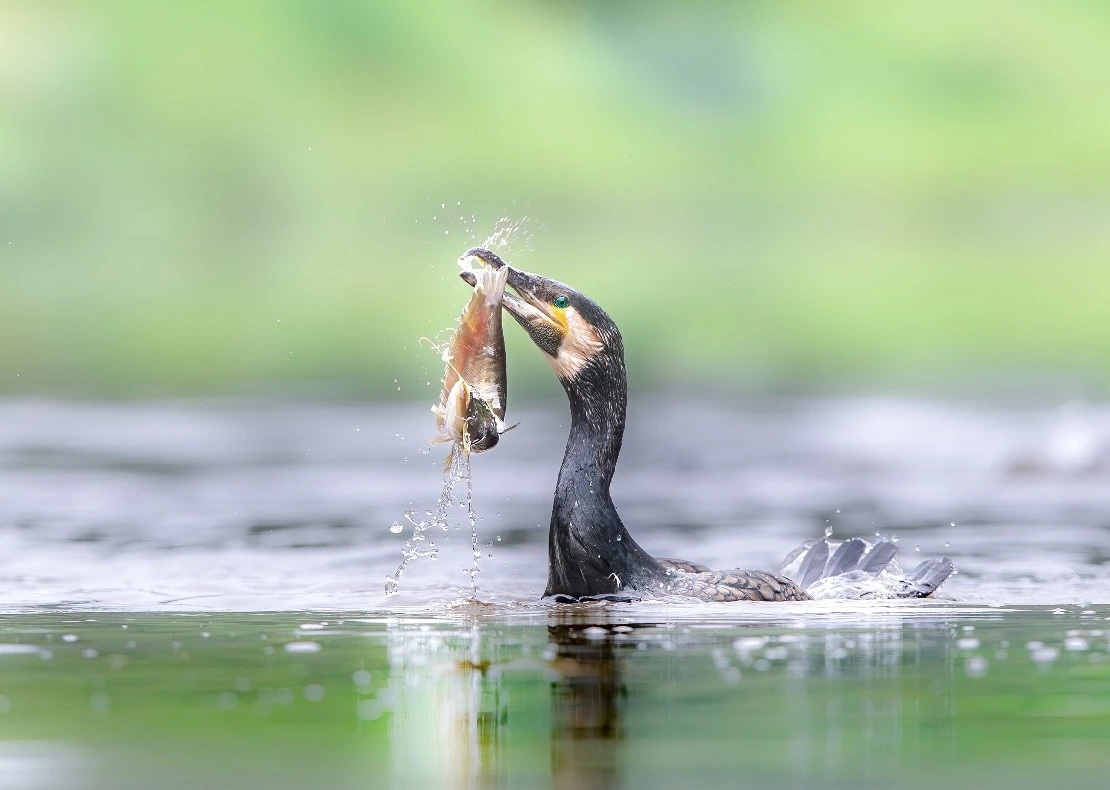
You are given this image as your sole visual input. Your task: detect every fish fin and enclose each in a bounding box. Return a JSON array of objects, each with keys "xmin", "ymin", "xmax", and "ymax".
[
  {"xmin": 459, "ymin": 255, "xmax": 509, "ymax": 303},
  {"xmin": 477, "ymin": 265, "xmax": 509, "ymax": 308}
]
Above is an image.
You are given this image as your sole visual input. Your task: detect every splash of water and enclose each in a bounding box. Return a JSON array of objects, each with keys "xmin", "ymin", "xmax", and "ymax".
[
  {"xmin": 385, "ymin": 445, "xmax": 483, "ymax": 598},
  {"xmin": 464, "ymin": 459, "xmax": 481, "ymax": 593},
  {"xmin": 481, "ymin": 215, "xmax": 536, "ymax": 257}
]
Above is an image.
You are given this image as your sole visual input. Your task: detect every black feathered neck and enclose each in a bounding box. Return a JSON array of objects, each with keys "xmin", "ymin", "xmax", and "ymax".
[{"xmin": 543, "ymin": 329, "xmax": 667, "ymax": 598}]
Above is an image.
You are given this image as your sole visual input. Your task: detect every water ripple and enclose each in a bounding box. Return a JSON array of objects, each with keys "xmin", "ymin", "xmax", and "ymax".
[{"xmin": 0, "ymin": 396, "xmax": 1108, "ymax": 611}]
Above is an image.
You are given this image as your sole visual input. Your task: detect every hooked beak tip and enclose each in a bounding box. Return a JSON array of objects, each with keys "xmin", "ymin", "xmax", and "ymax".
[
  {"xmin": 455, "ymin": 249, "xmax": 536, "ymax": 325},
  {"xmin": 459, "ymin": 247, "xmax": 508, "ymax": 271}
]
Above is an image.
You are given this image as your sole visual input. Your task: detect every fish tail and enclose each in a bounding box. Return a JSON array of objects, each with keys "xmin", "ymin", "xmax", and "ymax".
[{"xmin": 472, "ymin": 265, "xmax": 509, "ymax": 308}]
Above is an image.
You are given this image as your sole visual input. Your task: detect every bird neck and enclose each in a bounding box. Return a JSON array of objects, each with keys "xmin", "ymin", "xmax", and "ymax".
[
  {"xmin": 559, "ymin": 363, "xmax": 626, "ymax": 488},
  {"xmin": 544, "ymin": 355, "xmax": 667, "ymax": 598}
]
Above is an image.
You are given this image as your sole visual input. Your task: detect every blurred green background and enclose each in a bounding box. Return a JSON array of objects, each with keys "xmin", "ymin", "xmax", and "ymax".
[{"xmin": 3, "ymin": 0, "xmax": 1109, "ymax": 399}]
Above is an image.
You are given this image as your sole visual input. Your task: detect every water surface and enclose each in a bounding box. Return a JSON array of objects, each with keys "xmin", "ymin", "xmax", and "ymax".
[
  {"xmin": 1, "ymin": 397, "xmax": 1108, "ymax": 788},
  {"xmin": 0, "ymin": 606, "xmax": 1108, "ymax": 789},
  {"xmin": 1, "ymin": 396, "xmax": 1107, "ymax": 609}
]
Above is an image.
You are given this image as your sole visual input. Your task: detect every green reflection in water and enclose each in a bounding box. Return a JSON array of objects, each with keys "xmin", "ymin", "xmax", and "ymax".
[{"xmin": 0, "ymin": 607, "xmax": 1108, "ymax": 789}]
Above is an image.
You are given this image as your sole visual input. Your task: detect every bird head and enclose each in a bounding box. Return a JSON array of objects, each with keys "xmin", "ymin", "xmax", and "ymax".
[{"xmin": 458, "ymin": 248, "xmax": 623, "ymax": 385}]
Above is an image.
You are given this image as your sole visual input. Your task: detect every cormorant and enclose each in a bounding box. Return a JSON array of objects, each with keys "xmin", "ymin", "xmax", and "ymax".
[{"xmin": 462, "ymin": 248, "xmax": 953, "ymax": 603}]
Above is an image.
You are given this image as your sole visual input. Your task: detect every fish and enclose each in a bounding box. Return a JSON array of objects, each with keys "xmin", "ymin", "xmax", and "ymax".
[{"xmin": 431, "ymin": 252, "xmax": 511, "ymax": 454}]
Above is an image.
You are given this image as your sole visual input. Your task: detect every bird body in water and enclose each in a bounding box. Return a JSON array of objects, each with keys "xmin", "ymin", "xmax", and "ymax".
[{"xmin": 461, "ymin": 247, "xmax": 953, "ymax": 603}]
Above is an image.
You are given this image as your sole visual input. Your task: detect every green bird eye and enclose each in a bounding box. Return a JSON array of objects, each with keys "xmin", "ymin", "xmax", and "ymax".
[{"xmin": 554, "ymin": 295, "xmax": 570, "ymax": 310}]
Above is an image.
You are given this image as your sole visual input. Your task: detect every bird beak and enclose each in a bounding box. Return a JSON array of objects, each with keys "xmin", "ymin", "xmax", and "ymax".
[{"xmin": 458, "ymin": 248, "xmax": 568, "ymax": 355}]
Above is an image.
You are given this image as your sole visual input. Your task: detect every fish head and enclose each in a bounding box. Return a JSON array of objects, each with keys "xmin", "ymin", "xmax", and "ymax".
[
  {"xmin": 463, "ymin": 391, "xmax": 501, "ymax": 452},
  {"xmin": 436, "ymin": 378, "xmax": 502, "ymax": 453},
  {"xmin": 459, "ymin": 247, "xmax": 622, "ymax": 385}
]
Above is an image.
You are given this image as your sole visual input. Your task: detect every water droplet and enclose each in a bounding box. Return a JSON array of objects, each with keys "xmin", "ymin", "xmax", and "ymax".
[
  {"xmin": 1064, "ymin": 636, "xmax": 1089, "ymax": 652},
  {"xmin": 389, "ymin": 523, "xmax": 403, "ymax": 534},
  {"xmin": 964, "ymin": 656, "xmax": 989, "ymax": 677},
  {"xmin": 1030, "ymin": 646, "xmax": 1059, "ymax": 666},
  {"xmin": 384, "ymin": 578, "xmax": 399, "ymax": 596}
]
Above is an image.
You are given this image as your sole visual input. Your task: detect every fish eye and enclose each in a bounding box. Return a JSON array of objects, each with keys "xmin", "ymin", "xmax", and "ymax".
[{"xmin": 553, "ymin": 295, "xmax": 570, "ymax": 310}]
